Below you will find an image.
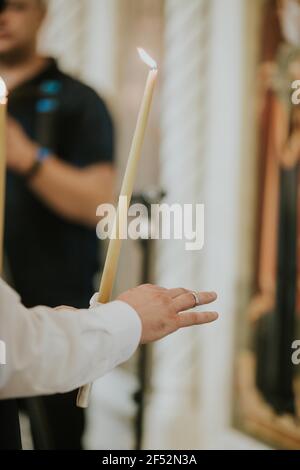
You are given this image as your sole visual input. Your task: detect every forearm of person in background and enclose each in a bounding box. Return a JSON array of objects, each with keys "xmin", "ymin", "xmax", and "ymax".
[
  {"xmin": 29, "ymin": 157, "xmax": 115, "ymax": 227},
  {"xmin": 6, "ymin": 117, "xmax": 115, "ymax": 227}
]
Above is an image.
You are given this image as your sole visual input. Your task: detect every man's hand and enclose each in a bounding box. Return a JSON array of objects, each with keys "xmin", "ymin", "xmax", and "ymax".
[
  {"xmin": 117, "ymin": 284, "xmax": 219, "ymax": 344},
  {"xmin": 6, "ymin": 117, "xmax": 37, "ymax": 174}
]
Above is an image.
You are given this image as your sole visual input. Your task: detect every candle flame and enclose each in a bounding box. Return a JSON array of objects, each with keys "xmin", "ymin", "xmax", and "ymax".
[
  {"xmin": 0, "ymin": 77, "xmax": 7, "ymax": 105},
  {"xmin": 137, "ymin": 48, "xmax": 157, "ymax": 70}
]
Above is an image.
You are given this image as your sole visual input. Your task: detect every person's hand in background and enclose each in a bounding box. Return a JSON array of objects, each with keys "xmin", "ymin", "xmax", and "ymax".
[{"xmin": 117, "ymin": 284, "xmax": 218, "ymax": 344}]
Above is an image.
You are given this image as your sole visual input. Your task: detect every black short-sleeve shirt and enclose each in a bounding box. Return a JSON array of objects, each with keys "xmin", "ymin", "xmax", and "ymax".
[{"xmin": 4, "ymin": 60, "xmax": 114, "ymax": 308}]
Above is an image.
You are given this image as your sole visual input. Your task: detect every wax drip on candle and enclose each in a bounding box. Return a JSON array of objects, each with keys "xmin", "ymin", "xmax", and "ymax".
[
  {"xmin": 0, "ymin": 78, "xmax": 7, "ymax": 105},
  {"xmin": 137, "ymin": 48, "xmax": 157, "ymax": 70}
]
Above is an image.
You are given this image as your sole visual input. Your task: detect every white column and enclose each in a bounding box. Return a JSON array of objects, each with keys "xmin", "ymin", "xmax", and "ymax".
[
  {"xmin": 197, "ymin": 0, "xmax": 267, "ymax": 450},
  {"xmin": 144, "ymin": 0, "xmax": 212, "ymax": 450},
  {"xmin": 144, "ymin": 0, "xmax": 267, "ymax": 451}
]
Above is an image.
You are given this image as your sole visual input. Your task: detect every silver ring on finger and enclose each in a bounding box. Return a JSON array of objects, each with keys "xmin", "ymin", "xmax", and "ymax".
[{"xmin": 191, "ymin": 291, "xmax": 201, "ymax": 308}]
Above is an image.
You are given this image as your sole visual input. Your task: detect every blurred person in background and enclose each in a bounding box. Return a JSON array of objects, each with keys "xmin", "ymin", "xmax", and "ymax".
[{"xmin": 0, "ymin": 0, "xmax": 115, "ymax": 449}]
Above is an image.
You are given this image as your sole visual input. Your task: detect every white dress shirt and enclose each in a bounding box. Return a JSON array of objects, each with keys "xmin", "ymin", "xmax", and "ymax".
[{"xmin": 0, "ymin": 279, "xmax": 142, "ymax": 399}]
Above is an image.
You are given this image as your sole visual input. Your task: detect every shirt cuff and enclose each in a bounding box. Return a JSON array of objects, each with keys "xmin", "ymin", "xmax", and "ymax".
[{"xmin": 91, "ymin": 300, "xmax": 142, "ymax": 370}]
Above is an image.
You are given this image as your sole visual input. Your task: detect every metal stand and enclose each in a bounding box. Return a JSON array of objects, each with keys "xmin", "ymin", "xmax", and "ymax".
[{"xmin": 131, "ymin": 190, "xmax": 165, "ymax": 450}]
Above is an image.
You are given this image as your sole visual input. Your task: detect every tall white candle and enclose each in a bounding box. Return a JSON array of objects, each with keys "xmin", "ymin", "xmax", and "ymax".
[
  {"xmin": 0, "ymin": 77, "xmax": 7, "ymax": 275},
  {"xmin": 77, "ymin": 49, "xmax": 158, "ymax": 408}
]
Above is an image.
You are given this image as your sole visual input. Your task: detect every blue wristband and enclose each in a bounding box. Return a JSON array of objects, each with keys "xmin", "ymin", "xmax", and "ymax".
[
  {"xmin": 37, "ymin": 147, "xmax": 52, "ymax": 162},
  {"xmin": 24, "ymin": 147, "xmax": 52, "ymax": 182}
]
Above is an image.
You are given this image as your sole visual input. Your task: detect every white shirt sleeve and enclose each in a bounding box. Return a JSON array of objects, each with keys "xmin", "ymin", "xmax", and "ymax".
[{"xmin": 0, "ymin": 279, "xmax": 142, "ymax": 399}]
